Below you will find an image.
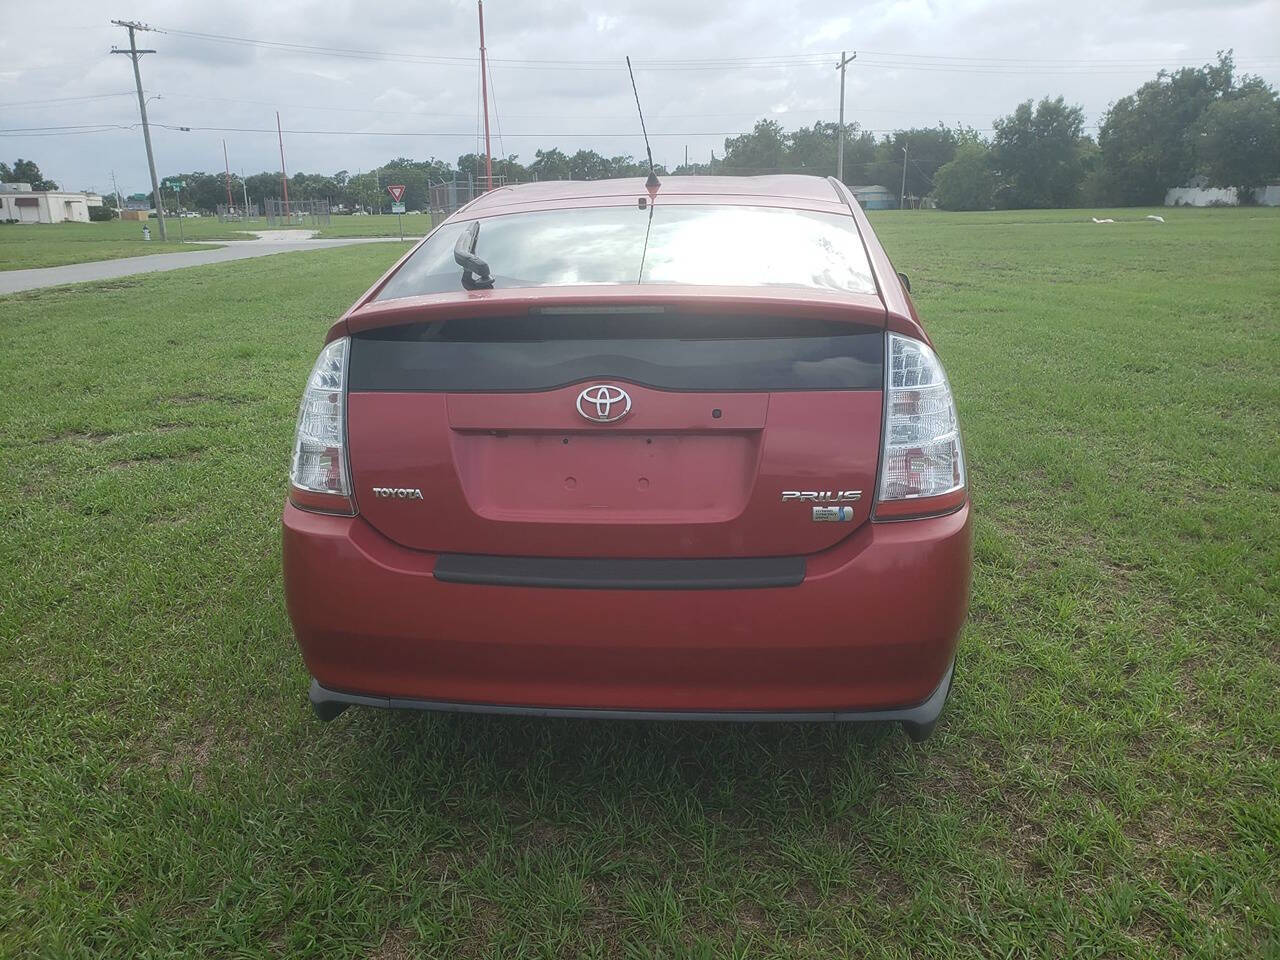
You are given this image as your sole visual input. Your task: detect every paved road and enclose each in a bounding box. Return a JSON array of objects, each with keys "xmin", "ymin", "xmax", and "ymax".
[{"xmin": 0, "ymin": 234, "xmax": 417, "ymax": 295}]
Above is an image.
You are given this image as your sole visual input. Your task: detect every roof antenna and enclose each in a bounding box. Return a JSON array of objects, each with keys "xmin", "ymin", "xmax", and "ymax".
[{"xmin": 626, "ymin": 56, "xmax": 660, "ymax": 189}]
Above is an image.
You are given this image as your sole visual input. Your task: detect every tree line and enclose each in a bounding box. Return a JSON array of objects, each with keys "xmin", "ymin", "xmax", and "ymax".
[
  {"xmin": 11, "ymin": 52, "xmax": 1277, "ymax": 216},
  {"xmin": 100, "ymin": 151, "xmax": 660, "ymax": 217},
  {"xmin": 696, "ymin": 52, "xmax": 1278, "ymax": 209},
  {"xmin": 933, "ymin": 53, "xmax": 1280, "ymax": 209}
]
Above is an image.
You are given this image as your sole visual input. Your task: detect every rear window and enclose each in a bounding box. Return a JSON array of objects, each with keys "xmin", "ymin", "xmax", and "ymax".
[
  {"xmin": 375, "ymin": 204, "xmax": 877, "ymax": 300},
  {"xmin": 348, "ymin": 313, "xmax": 883, "ymax": 392}
]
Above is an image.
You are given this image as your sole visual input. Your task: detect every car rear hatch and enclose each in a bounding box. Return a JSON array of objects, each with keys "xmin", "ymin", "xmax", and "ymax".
[{"xmin": 344, "ymin": 290, "xmax": 886, "ymax": 558}]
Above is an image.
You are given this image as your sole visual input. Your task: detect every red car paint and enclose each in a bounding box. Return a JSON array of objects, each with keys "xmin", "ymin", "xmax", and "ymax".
[
  {"xmin": 284, "ymin": 175, "xmax": 971, "ymax": 733},
  {"xmin": 284, "ymin": 501, "xmax": 970, "ymax": 712}
]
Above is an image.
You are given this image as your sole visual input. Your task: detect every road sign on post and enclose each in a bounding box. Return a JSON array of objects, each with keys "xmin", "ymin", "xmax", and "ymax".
[{"xmin": 387, "ymin": 185, "xmax": 407, "ymax": 241}]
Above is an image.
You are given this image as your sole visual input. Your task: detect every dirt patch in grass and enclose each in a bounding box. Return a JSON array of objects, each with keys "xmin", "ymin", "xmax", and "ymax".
[{"xmin": 368, "ymin": 928, "xmax": 417, "ymax": 960}]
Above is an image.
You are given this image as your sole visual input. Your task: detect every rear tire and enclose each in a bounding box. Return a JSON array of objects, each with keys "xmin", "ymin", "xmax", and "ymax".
[
  {"xmin": 901, "ymin": 718, "xmax": 937, "ymax": 742},
  {"xmin": 311, "ymin": 698, "xmax": 350, "ymax": 722}
]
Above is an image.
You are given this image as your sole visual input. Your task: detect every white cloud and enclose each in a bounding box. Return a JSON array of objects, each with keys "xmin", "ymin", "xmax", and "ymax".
[{"xmin": 2, "ymin": 0, "xmax": 1277, "ymax": 192}]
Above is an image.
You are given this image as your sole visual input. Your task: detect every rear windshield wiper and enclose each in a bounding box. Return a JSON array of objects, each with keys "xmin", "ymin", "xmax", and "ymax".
[{"xmin": 454, "ymin": 221, "xmax": 495, "ymax": 290}]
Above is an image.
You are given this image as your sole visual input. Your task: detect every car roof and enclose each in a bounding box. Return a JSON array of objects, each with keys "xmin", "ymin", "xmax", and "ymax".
[{"xmin": 460, "ymin": 175, "xmax": 849, "ymax": 217}]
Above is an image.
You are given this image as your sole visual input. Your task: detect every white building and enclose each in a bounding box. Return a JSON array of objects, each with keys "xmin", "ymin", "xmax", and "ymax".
[
  {"xmin": 849, "ymin": 184, "xmax": 896, "ymax": 210},
  {"xmin": 0, "ymin": 182, "xmax": 104, "ymax": 223},
  {"xmin": 1165, "ymin": 176, "xmax": 1280, "ymax": 207}
]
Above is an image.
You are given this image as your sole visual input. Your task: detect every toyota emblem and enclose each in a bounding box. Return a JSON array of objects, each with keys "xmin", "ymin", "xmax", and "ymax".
[{"xmin": 576, "ymin": 384, "xmax": 632, "ymax": 423}]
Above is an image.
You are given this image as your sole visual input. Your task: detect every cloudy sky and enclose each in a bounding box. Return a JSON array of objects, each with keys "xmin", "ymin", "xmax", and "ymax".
[{"xmin": 3, "ymin": 0, "xmax": 1279, "ymax": 195}]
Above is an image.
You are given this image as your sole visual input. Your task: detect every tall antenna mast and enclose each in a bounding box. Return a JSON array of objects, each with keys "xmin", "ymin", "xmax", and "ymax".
[
  {"xmin": 478, "ymin": 0, "xmax": 493, "ymax": 191},
  {"xmin": 222, "ymin": 139, "xmax": 234, "ymax": 211},
  {"xmin": 626, "ymin": 56, "xmax": 660, "ymax": 189},
  {"xmin": 276, "ymin": 111, "xmax": 290, "ymax": 215}
]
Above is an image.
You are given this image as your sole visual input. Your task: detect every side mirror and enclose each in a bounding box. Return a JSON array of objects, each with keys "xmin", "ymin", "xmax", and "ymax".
[{"xmin": 897, "ymin": 271, "xmax": 912, "ymax": 294}]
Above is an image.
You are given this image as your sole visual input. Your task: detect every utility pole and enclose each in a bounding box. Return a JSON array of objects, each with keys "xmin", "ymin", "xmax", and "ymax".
[
  {"xmin": 111, "ymin": 20, "xmax": 166, "ymax": 241},
  {"xmin": 276, "ymin": 112, "xmax": 290, "ymax": 216},
  {"xmin": 110, "ymin": 169, "xmax": 121, "ymax": 213},
  {"xmin": 240, "ymin": 169, "xmax": 249, "ymax": 219},
  {"xmin": 899, "ymin": 141, "xmax": 909, "ymax": 210},
  {"xmin": 477, "ymin": 0, "xmax": 493, "ymax": 192},
  {"xmin": 835, "ymin": 51, "xmax": 856, "ymax": 183},
  {"xmin": 222, "ymin": 139, "xmax": 234, "ymax": 211}
]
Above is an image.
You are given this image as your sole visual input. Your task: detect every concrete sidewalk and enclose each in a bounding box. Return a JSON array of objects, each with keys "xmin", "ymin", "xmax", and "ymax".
[{"xmin": 0, "ymin": 235, "xmax": 414, "ymax": 296}]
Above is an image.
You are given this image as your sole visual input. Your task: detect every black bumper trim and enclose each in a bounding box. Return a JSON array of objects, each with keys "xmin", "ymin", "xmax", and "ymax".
[
  {"xmin": 432, "ymin": 553, "xmax": 805, "ymax": 590},
  {"xmin": 308, "ymin": 658, "xmax": 954, "ymax": 739}
]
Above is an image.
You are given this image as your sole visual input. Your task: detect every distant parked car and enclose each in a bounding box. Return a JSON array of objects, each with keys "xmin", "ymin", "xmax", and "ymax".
[{"xmin": 283, "ymin": 175, "xmax": 971, "ymax": 740}]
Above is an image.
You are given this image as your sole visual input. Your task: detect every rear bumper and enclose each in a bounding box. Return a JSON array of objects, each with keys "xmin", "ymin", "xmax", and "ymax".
[
  {"xmin": 283, "ymin": 503, "xmax": 971, "ymax": 717},
  {"xmin": 308, "ymin": 657, "xmax": 955, "ymax": 736}
]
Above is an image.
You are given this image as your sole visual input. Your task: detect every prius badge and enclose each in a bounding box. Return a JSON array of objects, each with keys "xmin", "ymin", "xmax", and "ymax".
[
  {"xmin": 782, "ymin": 489, "xmax": 862, "ymax": 523},
  {"xmin": 576, "ymin": 384, "xmax": 632, "ymax": 423}
]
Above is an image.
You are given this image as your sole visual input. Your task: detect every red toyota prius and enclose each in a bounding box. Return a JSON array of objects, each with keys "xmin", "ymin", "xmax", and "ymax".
[{"xmin": 283, "ymin": 175, "xmax": 970, "ymax": 740}]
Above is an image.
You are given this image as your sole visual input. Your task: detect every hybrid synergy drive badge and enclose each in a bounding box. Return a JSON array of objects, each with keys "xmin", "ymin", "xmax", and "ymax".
[
  {"xmin": 812, "ymin": 506, "xmax": 855, "ymax": 522},
  {"xmin": 780, "ymin": 490, "xmax": 861, "ymax": 522}
]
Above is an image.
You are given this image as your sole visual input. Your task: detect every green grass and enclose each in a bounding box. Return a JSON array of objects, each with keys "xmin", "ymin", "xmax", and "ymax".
[
  {"xmin": 0, "ymin": 220, "xmax": 224, "ymax": 270},
  {"xmin": 312, "ymin": 213, "xmax": 432, "ymax": 239},
  {"xmin": 0, "ymin": 215, "xmax": 428, "ymax": 271},
  {"xmin": 1, "ymin": 207, "xmax": 1277, "ymax": 958}
]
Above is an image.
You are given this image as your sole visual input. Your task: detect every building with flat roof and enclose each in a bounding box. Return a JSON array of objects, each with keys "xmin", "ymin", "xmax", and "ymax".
[
  {"xmin": 0, "ymin": 182, "xmax": 103, "ymax": 223},
  {"xmin": 848, "ymin": 184, "xmax": 896, "ymax": 210}
]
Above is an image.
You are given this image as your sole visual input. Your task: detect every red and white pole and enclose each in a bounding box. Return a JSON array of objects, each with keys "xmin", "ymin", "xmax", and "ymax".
[
  {"xmin": 277, "ymin": 111, "xmax": 291, "ymax": 215},
  {"xmin": 222, "ymin": 139, "xmax": 234, "ymax": 211},
  {"xmin": 478, "ymin": 0, "xmax": 493, "ymax": 192}
]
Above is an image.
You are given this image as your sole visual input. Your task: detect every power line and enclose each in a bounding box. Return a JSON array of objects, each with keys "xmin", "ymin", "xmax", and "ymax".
[
  {"xmin": 0, "ymin": 123, "xmax": 135, "ymax": 132},
  {"xmin": 855, "ymin": 48, "xmax": 1280, "ymax": 65},
  {"xmin": 150, "ymin": 123, "xmax": 760, "ymax": 137},
  {"xmin": 0, "ymin": 91, "xmax": 134, "ymax": 108},
  {"xmin": 146, "ymin": 121, "xmax": 996, "ymax": 138},
  {"xmin": 145, "ymin": 24, "xmax": 1280, "ymax": 73},
  {"xmin": 0, "ymin": 126, "xmax": 136, "ymax": 137},
  {"xmin": 152, "ymin": 91, "xmax": 1007, "ymax": 121}
]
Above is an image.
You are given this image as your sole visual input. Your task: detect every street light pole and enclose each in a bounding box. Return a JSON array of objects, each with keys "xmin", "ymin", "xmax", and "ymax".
[
  {"xmin": 835, "ymin": 51, "xmax": 856, "ymax": 183},
  {"xmin": 111, "ymin": 20, "xmax": 166, "ymax": 241},
  {"xmin": 900, "ymin": 141, "xmax": 909, "ymax": 210}
]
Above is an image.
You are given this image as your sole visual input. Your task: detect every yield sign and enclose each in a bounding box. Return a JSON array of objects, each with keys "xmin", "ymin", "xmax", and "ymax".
[{"xmin": 386, "ymin": 184, "xmax": 406, "ymax": 203}]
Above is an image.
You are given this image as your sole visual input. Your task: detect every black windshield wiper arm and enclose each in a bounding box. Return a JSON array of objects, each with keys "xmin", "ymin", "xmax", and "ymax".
[{"xmin": 454, "ymin": 221, "xmax": 495, "ymax": 290}]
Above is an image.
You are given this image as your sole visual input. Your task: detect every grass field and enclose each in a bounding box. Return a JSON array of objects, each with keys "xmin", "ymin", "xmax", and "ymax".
[
  {"xmin": 0, "ymin": 215, "xmax": 428, "ymax": 271},
  {"xmin": 1, "ymin": 207, "xmax": 1277, "ymax": 958},
  {"xmin": 312, "ymin": 213, "xmax": 432, "ymax": 239}
]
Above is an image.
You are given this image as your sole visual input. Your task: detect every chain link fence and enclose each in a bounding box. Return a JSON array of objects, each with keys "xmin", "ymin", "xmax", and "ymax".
[
  {"xmin": 264, "ymin": 198, "xmax": 331, "ymax": 227},
  {"xmin": 428, "ymin": 176, "xmax": 511, "ymax": 218},
  {"xmin": 216, "ymin": 203, "xmax": 260, "ymax": 222}
]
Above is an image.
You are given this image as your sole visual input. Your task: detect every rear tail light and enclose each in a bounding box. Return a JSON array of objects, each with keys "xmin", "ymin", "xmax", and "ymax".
[
  {"xmin": 289, "ymin": 336, "xmax": 355, "ymax": 515},
  {"xmin": 875, "ymin": 332, "xmax": 966, "ymax": 520}
]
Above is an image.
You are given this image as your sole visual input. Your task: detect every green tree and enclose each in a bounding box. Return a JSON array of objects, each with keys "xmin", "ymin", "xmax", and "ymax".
[
  {"xmin": 566, "ymin": 149, "xmax": 611, "ymax": 180},
  {"xmin": 933, "ymin": 143, "xmax": 996, "ymax": 210},
  {"xmin": 457, "ymin": 153, "xmax": 522, "ymax": 186},
  {"xmin": 1097, "ymin": 53, "xmax": 1238, "ymax": 204},
  {"xmin": 869, "ymin": 127, "xmax": 958, "ymax": 204},
  {"xmin": 784, "ymin": 122, "xmax": 879, "ymax": 181},
  {"xmin": 722, "ymin": 120, "xmax": 789, "ymax": 172},
  {"xmin": 244, "ymin": 172, "xmax": 283, "ymax": 206},
  {"xmin": 1191, "ymin": 88, "xmax": 1280, "ymax": 201},
  {"xmin": 528, "ymin": 148, "xmax": 571, "ymax": 180},
  {"xmin": 1, "ymin": 158, "xmax": 58, "ymax": 190},
  {"xmin": 992, "ymin": 97, "xmax": 1088, "ymax": 208}
]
